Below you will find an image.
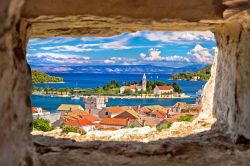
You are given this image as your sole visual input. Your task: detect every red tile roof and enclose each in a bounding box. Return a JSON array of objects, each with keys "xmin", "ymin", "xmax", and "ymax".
[
  {"xmin": 67, "ymin": 109, "xmax": 89, "ymax": 116},
  {"xmin": 114, "ymin": 109, "xmax": 141, "ymax": 120},
  {"xmin": 64, "ymin": 118, "xmax": 94, "ymax": 127},
  {"xmin": 157, "ymin": 86, "xmax": 173, "ymax": 91},
  {"xmin": 105, "ymin": 107, "xmax": 126, "ymax": 114},
  {"xmin": 155, "ymin": 111, "xmax": 167, "ymax": 119},
  {"xmin": 32, "ymin": 107, "xmax": 48, "ymax": 113},
  {"xmin": 190, "ymin": 105, "xmax": 202, "ymax": 111},
  {"xmin": 94, "ymin": 123, "xmax": 104, "ymax": 129},
  {"xmin": 167, "ymin": 117, "xmax": 178, "ymax": 123},
  {"xmin": 103, "ymin": 127, "xmax": 118, "ymax": 131},
  {"xmin": 100, "ymin": 118, "xmax": 127, "ymax": 126},
  {"xmin": 83, "ymin": 114, "xmax": 101, "ymax": 122}
]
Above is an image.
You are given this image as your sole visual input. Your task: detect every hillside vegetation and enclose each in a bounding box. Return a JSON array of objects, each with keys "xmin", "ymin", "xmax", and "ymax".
[
  {"xmin": 32, "ymin": 70, "xmax": 64, "ymax": 83},
  {"xmin": 171, "ymin": 65, "xmax": 211, "ymax": 81}
]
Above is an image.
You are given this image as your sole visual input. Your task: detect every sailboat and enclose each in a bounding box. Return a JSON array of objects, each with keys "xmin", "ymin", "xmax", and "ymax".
[
  {"xmin": 71, "ymin": 82, "xmax": 80, "ymax": 100},
  {"xmin": 71, "ymin": 95, "xmax": 80, "ymax": 100}
]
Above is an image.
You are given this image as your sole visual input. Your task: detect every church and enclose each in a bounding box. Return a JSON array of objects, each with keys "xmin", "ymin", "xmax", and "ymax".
[{"xmin": 120, "ymin": 74, "xmax": 147, "ymax": 93}]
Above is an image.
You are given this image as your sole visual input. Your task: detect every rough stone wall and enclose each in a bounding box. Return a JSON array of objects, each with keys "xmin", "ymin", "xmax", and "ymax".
[
  {"xmin": 0, "ymin": 0, "xmax": 35, "ymax": 165},
  {"xmin": 199, "ymin": 45, "xmax": 218, "ymax": 123},
  {"xmin": 211, "ymin": 10, "xmax": 250, "ymax": 143}
]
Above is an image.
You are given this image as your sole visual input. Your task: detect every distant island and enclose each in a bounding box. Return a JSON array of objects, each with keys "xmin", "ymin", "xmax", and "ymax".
[
  {"xmin": 171, "ymin": 65, "xmax": 211, "ymax": 81},
  {"xmin": 32, "ymin": 74, "xmax": 187, "ymax": 98},
  {"xmin": 32, "ymin": 70, "xmax": 64, "ymax": 83}
]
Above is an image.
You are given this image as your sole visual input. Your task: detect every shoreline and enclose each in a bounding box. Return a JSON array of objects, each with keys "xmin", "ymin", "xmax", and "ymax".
[
  {"xmin": 33, "ymin": 82, "xmax": 65, "ymax": 84},
  {"xmin": 32, "ymin": 93, "xmax": 194, "ymax": 99}
]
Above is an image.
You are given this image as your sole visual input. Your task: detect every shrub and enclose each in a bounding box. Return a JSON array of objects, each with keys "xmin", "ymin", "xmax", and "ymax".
[
  {"xmin": 177, "ymin": 115, "xmax": 193, "ymax": 122},
  {"xmin": 33, "ymin": 118, "xmax": 54, "ymax": 132},
  {"xmin": 61, "ymin": 125, "xmax": 86, "ymax": 135},
  {"xmin": 157, "ymin": 122, "xmax": 173, "ymax": 131},
  {"xmin": 130, "ymin": 125, "xmax": 137, "ymax": 128},
  {"xmin": 182, "ymin": 109, "xmax": 190, "ymax": 113}
]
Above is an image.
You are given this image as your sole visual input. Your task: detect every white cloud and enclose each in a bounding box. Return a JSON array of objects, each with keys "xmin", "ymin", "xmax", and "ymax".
[
  {"xmin": 141, "ymin": 48, "xmax": 161, "ymax": 61},
  {"xmin": 139, "ymin": 45, "xmax": 215, "ymax": 65},
  {"xmin": 99, "ymin": 38, "xmax": 130, "ymax": 50},
  {"xmin": 28, "ymin": 53, "xmax": 91, "ymax": 65},
  {"xmin": 140, "ymin": 53, "xmax": 146, "ymax": 58},
  {"xmin": 144, "ymin": 31, "xmax": 215, "ymax": 43},
  {"xmin": 140, "ymin": 48, "xmax": 190, "ymax": 62},
  {"xmin": 32, "ymin": 66, "xmax": 73, "ymax": 73},
  {"xmin": 188, "ymin": 44, "xmax": 214, "ymax": 64},
  {"xmin": 164, "ymin": 55, "xmax": 191, "ymax": 62},
  {"xmin": 104, "ymin": 59, "xmax": 116, "ymax": 64},
  {"xmin": 51, "ymin": 67, "xmax": 74, "ymax": 72},
  {"xmin": 110, "ymin": 57, "xmax": 122, "ymax": 61},
  {"xmin": 41, "ymin": 45, "xmax": 93, "ymax": 52},
  {"xmin": 103, "ymin": 57, "xmax": 126, "ymax": 64}
]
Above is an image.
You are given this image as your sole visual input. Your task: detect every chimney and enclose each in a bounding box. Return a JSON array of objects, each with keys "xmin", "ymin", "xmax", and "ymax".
[
  {"xmin": 126, "ymin": 118, "xmax": 129, "ymax": 127},
  {"xmin": 142, "ymin": 119, "xmax": 145, "ymax": 127}
]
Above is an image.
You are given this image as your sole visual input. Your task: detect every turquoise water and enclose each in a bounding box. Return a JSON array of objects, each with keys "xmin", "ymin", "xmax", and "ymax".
[
  {"xmin": 32, "ymin": 73, "xmax": 206, "ymax": 112},
  {"xmin": 32, "ymin": 95, "xmax": 197, "ymax": 113},
  {"xmin": 34, "ymin": 73, "xmax": 206, "ymax": 95}
]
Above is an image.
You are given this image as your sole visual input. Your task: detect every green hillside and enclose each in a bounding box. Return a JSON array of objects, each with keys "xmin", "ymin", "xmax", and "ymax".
[
  {"xmin": 32, "ymin": 70, "xmax": 64, "ymax": 83},
  {"xmin": 171, "ymin": 65, "xmax": 212, "ymax": 81}
]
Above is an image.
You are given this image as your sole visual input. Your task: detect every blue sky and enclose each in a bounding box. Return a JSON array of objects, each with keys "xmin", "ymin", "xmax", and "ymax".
[{"xmin": 27, "ymin": 31, "xmax": 217, "ymax": 72}]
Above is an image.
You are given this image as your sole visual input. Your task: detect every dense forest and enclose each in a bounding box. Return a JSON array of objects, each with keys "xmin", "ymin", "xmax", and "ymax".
[
  {"xmin": 171, "ymin": 65, "xmax": 212, "ymax": 81},
  {"xmin": 32, "ymin": 70, "xmax": 64, "ymax": 83}
]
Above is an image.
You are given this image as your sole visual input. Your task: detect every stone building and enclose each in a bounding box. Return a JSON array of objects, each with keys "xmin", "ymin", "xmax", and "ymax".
[
  {"xmin": 0, "ymin": 0, "xmax": 250, "ymax": 165},
  {"xmin": 83, "ymin": 96, "xmax": 108, "ymax": 110}
]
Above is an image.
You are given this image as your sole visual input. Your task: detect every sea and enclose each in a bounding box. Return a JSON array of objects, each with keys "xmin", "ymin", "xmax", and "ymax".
[{"xmin": 32, "ymin": 73, "xmax": 206, "ymax": 112}]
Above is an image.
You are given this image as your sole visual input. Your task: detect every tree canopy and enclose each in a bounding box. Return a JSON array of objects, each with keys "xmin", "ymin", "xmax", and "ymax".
[
  {"xmin": 171, "ymin": 65, "xmax": 212, "ymax": 81},
  {"xmin": 32, "ymin": 70, "xmax": 64, "ymax": 83}
]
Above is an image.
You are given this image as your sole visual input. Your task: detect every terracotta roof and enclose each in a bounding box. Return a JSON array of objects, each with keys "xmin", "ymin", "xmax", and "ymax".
[
  {"xmin": 143, "ymin": 117, "xmax": 164, "ymax": 127},
  {"xmin": 100, "ymin": 118, "xmax": 127, "ymax": 126},
  {"xmin": 156, "ymin": 86, "xmax": 173, "ymax": 91},
  {"xmin": 83, "ymin": 114, "xmax": 101, "ymax": 122},
  {"xmin": 166, "ymin": 117, "xmax": 178, "ymax": 123},
  {"xmin": 67, "ymin": 109, "xmax": 89, "ymax": 116},
  {"xmin": 114, "ymin": 109, "xmax": 142, "ymax": 120},
  {"xmin": 190, "ymin": 105, "xmax": 202, "ymax": 111},
  {"xmin": 103, "ymin": 127, "xmax": 118, "ymax": 131},
  {"xmin": 141, "ymin": 105, "xmax": 168, "ymax": 115},
  {"xmin": 131, "ymin": 106, "xmax": 140, "ymax": 112},
  {"xmin": 32, "ymin": 107, "xmax": 48, "ymax": 113},
  {"xmin": 94, "ymin": 123, "xmax": 104, "ymax": 129},
  {"xmin": 64, "ymin": 118, "xmax": 94, "ymax": 127},
  {"xmin": 57, "ymin": 104, "xmax": 84, "ymax": 111},
  {"xmin": 104, "ymin": 106, "xmax": 126, "ymax": 114},
  {"xmin": 155, "ymin": 111, "xmax": 167, "ymax": 119}
]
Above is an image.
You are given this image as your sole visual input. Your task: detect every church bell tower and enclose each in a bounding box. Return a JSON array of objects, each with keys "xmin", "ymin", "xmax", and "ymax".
[{"xmin": 142, "ymin": 73, "xmax": 147, "ymax": 91}]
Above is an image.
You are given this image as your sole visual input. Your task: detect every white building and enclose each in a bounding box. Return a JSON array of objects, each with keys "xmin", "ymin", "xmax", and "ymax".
[
  {"xmin": 83, "ymin": 96, "xmax": 108, "ymax": 110},
  {"xmin": 32, "ymin": 107, "xmax": 50, "ymax": 116},
  {"xmin": 120, "ymin": 73, "xmax": 147, "ymax": 93},
  {"xmin": 154, "ymin": 86, "xmax": 174, "ymax": 95},
  {"xmin": 142, "ymin": 73, "xmax": 147, "ymax": 91}
]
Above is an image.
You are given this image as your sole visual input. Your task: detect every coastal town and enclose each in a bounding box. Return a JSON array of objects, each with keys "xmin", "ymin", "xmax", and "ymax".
[
  {"xmin": 32, "ymin": 94, "xmax": 202, "ymax": 133},
  {"xmin": 32, "ymin": 73, "xmax": 203, "ymax": 134}
]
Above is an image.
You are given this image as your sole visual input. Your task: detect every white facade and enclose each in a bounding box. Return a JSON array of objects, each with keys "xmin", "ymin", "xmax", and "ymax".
[
  {"xmin": 32, "ymin": 107, "xmax": 50, "ymax": 116},
  {"xmin": 120, "ymin": 74, "xmax": 146, "ymax": 93},
  {"xmin": 80, "ymin": 125, "xmax": 95, "ymax": 132},
  {"xmin": 154, "ymin": 86, "xmax": 174, "ymax": 95},
  {"xmin": 142, "ymin": 73, "xmax": 147, "ymax": 91}
]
